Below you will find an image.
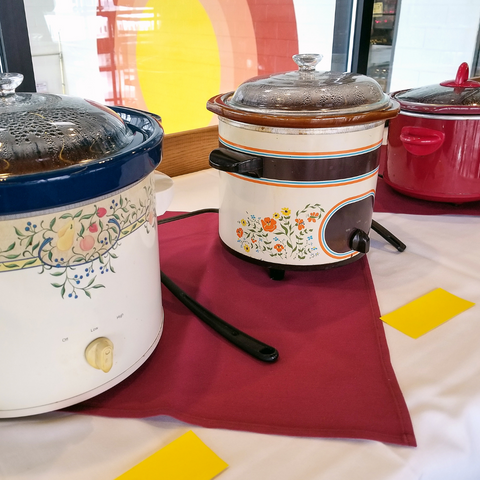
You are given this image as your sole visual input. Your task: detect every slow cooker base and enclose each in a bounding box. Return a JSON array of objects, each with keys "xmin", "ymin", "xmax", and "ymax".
[{"xmin": 0, "ymin": 321, "xmax": 163, "ymax": 419}]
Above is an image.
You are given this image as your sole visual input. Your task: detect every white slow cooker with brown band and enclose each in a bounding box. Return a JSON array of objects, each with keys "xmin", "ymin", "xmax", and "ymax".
[
  {"xmin": 0, "ymin": 73, "xmax": 169, "ymax": 417},
  {"xmin": 206, "ymin": 54, "xmax": 399, "ymax": 277}
]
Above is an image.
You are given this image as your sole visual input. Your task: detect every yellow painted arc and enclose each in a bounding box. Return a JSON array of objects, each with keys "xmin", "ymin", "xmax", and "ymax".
[{"xmin": 136, "ymin": 0, "xmax": 221, "ymax": 134}]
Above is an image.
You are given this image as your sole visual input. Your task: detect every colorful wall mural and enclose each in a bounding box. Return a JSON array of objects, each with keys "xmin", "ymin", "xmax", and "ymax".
[
  {"xmin": 27, "ymin": 1, "xmax": 480, "ymax": 136},
  {"xmin": 96, "ymin": 0, "xmax": 299, "ymax": 134}
]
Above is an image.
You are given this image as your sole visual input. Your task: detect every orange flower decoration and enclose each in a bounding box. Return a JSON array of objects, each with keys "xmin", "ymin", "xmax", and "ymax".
[
  {"xmin": 236, "ymin": 228, "xmax": 243, "ymax": 238},
  {"xmin": 295, "ymin": 218, "xmax": 305, "ymax": 231},
  {"xmin": 274, "ymin": 243, "xmax": 284, "ymax": 252},
  {"xmin": 308, "ymin": 212, "xmax": 320, "ymax": 222},
  {"xmin": 261, "ymin": 217, "xmax": 277, "ymax": 232}
]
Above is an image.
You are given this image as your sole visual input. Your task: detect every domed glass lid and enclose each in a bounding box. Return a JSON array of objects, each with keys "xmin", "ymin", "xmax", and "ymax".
[
  {"xmin": 225, "ymin": 54, "xmax": 391, "ymax": 116},
  {"xmin": 0, "ymin": 73, "xmax": 134, "ymax": 177}
]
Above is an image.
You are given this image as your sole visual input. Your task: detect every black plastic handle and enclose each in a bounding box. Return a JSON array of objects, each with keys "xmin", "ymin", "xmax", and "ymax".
[
  {"xmin": 209, "ymin": 147, "xmax": 263, "ymax": 177},
  {"xmin": 161, "ymin": 271, "xmax": 279, "ymax": 363},
  {"xmin": 371, "ymin": 220, "xmax": 406, "ymax": 252}
]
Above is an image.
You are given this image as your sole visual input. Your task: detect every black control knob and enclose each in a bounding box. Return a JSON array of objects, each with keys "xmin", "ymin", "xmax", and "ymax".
[{"xmin": 349, "ymin": 229, "xmax": 370, "ymax": 254}]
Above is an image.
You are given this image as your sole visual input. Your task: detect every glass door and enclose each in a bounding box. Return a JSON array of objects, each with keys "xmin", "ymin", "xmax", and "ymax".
[{"xmin": 367, "ymin": 0, "xmax": 399, "ymax": 91}]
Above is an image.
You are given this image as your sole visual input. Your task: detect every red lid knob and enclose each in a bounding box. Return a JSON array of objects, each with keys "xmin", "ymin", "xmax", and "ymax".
[{"xmin": 440, "ymin": 62, "xmax": 480, "ymax": 88}]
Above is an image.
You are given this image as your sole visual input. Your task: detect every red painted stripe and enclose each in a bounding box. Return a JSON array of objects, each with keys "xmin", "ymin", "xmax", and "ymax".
[{"xmin": 246, "ymin": 0, "xmax": 299, "ymax": 75}]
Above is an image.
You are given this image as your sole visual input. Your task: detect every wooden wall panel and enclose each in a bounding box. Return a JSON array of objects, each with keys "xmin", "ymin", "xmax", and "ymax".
[{"xmin": 156, "ymin": 125, "xmax": 219, "ymax": 177}]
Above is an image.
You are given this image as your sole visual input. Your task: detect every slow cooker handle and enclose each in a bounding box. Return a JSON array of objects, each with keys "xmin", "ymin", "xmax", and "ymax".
[
  {"xmin": 400, "ymin": 126, "xmax": 445, "ymax": 156},
  {"xmin": 209, "ymin": 147, "xmax": 263, "ymax": 177}
]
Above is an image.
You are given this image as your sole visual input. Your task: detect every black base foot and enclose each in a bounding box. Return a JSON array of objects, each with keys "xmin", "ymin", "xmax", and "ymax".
[{"xmin": 269, "ymin": 268, "xmax": 285, "ymax": 281}]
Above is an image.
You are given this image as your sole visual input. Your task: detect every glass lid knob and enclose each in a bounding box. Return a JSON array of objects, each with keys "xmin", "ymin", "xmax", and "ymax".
[
  {"xmin": 292, "ymin": 53, "xmax": 323, "ymax": 72},
  {"xmin": 0, "ymin": 73, "xmax": 24, "ymax": 97}
]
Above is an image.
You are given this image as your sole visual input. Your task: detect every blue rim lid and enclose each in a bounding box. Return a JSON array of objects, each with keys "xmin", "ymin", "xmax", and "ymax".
[{"xmin": 0, "ymin": 106, "xmax": 163, "ymax": 216}]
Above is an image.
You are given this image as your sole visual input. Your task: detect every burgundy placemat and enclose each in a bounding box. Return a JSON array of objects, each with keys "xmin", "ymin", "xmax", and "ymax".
[
  {"xmin": 375, "ymin": 176, "xmax": 480, "ymax": 216},
  {"xmin": 67, "ymin": 211, "xmax": 416, "ymax": 446}
]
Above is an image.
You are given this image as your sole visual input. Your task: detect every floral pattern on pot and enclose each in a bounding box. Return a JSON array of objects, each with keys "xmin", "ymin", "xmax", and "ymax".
[
  {"xmin": 0, "ymin": 177, "xmax": 156, "ymax": 299},
  {"xmin": 236, "ymin": 204, "xmax": 325, "ymax": 260}
]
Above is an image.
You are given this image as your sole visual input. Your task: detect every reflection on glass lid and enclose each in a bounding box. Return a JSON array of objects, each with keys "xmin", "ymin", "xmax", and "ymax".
[
  {"xmin": 226, "ymin": 54, "xmax": 390, "ymax": 115},
  {"xmin": 0, "ymin": 73, "xmax": 134, "ymax": 177},
  {"xmin": 394, "ymin": 84, "xmax": 480, "ymax": 107}
]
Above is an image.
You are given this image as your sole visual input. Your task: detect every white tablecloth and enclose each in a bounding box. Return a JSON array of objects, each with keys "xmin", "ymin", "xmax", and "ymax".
[{"xmin": 1, "ymin": 169, "xmax": 480, "ymax": 480}]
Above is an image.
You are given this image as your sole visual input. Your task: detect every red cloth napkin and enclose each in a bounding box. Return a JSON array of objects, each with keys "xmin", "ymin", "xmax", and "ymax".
[
  {"xmin": 375, "ymin": 177, "xmax": 480, "ymax": 216},
  {"xmin": 67, "ymin": 211, "xmax": 416, "ymax": 447}
]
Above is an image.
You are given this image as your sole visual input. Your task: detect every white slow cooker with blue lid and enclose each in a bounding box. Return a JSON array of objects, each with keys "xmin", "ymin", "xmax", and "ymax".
[{"xmin": 0, "ymin": 73, "xmax": 168, "ymax": 417}]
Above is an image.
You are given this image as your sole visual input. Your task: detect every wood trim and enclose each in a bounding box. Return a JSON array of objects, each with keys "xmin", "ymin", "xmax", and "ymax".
[{"xmin": 156, "ymin": 125, "xmax": 219, "ymax": 177}]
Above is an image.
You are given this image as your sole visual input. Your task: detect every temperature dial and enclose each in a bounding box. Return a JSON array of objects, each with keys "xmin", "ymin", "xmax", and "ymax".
[{"xmin": 85, "ymin": 337, "xmax": 114, "ymax": 373}]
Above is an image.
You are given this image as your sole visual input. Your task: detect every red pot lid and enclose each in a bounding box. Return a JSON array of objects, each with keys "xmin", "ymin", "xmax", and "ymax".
[{"xmin": 392, "ymin": 62, "xmax": 480, "ymax": 115}]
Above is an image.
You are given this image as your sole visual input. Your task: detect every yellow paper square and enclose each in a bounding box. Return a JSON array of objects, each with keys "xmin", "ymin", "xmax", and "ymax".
[
  {"xmin": 380, "ymin": 288, "xmax": 475, "ymax": 339},
  {"xmin": 116, "ymin": 430, "xmax": 228, "ymax": 480}
]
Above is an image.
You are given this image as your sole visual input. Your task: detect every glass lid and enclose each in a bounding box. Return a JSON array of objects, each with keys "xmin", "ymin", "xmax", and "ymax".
[
  {"xmin": 393, "ymin": 63, "xmax": 480, "ymax": 114},
  {"xmin": 0, "ymin": 73, "xmax": 134, "ymax": 177},
  {"xmin": 225, "ymin": 53, "xmax": 391, "ymax": 116}
]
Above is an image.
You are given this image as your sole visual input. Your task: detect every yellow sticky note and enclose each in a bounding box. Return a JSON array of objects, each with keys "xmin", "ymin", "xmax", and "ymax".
[
  {"xmin": 116, "ymin": 431, "xmax": 228, "ymax": 480},
  {"xmin": 380, "ymin": 288, "xmax": 475, "ymax": 339}
]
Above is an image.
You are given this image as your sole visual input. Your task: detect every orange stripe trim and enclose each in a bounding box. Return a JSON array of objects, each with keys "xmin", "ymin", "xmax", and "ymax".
[
  {"xmin": 219, "ymin": 135, "xmax": 382, "ymax": 157},
  {"xmin": 226, "ymin": 170, "xmax": 378, "ymax": 188}
]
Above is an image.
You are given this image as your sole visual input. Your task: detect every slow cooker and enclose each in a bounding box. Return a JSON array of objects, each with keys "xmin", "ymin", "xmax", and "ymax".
[
  {"xmin": 206, "ymin": 54, "xmax": 399, "ymax": 277},
  {"xmin": 385, "ymin": 62, "xmax": 480, "ymax": 203},
  {"xmin": 0, "ymin": 73, "xmax": 167, "ymax": 417}
]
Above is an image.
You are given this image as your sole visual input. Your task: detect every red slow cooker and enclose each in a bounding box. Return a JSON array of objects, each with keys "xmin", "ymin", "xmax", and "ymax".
[{"xmin": 385, "ymin": 62, "xmax": 480, "ymax": 203}]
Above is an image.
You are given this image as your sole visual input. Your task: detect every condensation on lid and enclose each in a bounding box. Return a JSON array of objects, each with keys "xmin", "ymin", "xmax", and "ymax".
[
  {"xmin": 0, "ymin": 73, "xmax": 134, "ymax": 177},
  {"xmin": 226, "ymin": 54, "xmax": 391, "ymax": 116}
]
